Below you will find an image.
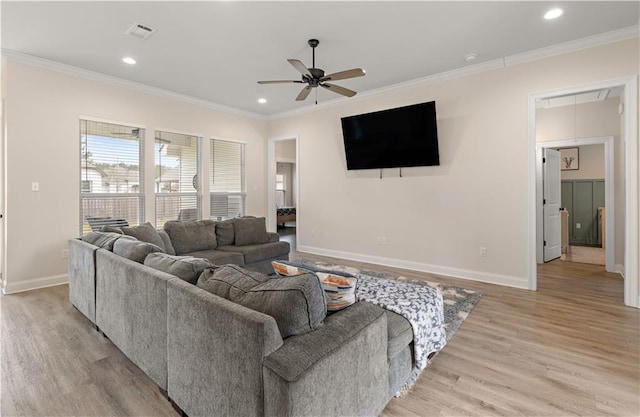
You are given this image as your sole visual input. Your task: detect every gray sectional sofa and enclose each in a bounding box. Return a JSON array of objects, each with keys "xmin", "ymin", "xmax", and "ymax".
[{"xmin": 68, "ymin": 217, "xmax": 416, "ymax": 416}]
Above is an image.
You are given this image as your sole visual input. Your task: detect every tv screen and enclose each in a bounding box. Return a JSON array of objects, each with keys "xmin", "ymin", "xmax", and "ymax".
[{"xmin": 341, "ymin": 101, "xmax": 440, "ymax": 170}]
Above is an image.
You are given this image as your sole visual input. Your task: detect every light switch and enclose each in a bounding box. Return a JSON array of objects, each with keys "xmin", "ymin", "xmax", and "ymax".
[{"xmin": 31, "ymin": 182, "xmax": 40, "ymax": 192}]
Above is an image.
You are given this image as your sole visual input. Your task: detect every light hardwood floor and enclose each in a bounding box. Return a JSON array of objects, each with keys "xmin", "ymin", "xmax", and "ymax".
[{"xmin": 1, "ymin": 255, "xmax": 638, "ymax": 416}]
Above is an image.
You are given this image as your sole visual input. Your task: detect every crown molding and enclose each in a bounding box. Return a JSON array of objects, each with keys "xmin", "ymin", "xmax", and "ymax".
[
  {"xmin": 268, "ymin": 24, "xmax": 639, "ymax": 121},
  {"xmin": 505, "ymin": 25, "xmax": 639, "ymax": 66},
  {"xmin": 1, "ymin": 49, "xmax": 267, "ymax": 121}
]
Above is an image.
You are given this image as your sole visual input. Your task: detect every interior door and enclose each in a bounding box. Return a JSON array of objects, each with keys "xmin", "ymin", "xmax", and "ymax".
[{"xmin": 543, "ymin": 148, "xmax": 562, "ymax": 262}]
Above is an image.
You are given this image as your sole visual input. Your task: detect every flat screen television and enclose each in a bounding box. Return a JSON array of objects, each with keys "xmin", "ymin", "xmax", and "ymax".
[{"xmin": 341, "ymin": 101, "xmax": 440, "ymax": 170}]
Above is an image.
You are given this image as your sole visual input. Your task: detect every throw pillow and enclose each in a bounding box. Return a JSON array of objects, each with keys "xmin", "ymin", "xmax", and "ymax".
[
  {"xmin": 157, "ymin": 230, "xmax": 176, "ymax": 256},
  {"xmin": 113, "ymin": 239, "xmax": 164, "ymax": 263},
  {"xmin": 164, "ymin": 220, "xmax": 217, "ymax": 255},
  {"xmin": 215, "ymin": 219, "xmax": 235, "ymax": 246},
  {"xmin": 234, "ymin": 217, "xmax": 269, "ymax": 246},
  {"xmin": 272, "ymin": 261, "xmax": 312, "ymax": 277},
  {"xmin": 81, "ymin": 232, "xmax": 135, "ymax": 251},
  {"xmin": 144, "ymin": 253, "xmax": 212, "ymax": 285},
  {"xmin": 121, "ymin": 222, "xmax": 167, "ymax": 252},
  {"xmin": 100, "ymin": 226, "xmax": 124, "ymax": 234},
  {"xmin": 198, "ymin": 265, "xmax": 326, "ymax": 338},
  {"xmin": 316, "ymin": 272, "xmax": 358, "ymax": 312}
]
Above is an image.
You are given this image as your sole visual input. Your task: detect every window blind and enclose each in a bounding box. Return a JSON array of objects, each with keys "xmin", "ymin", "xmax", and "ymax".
[
  {"xmin": 155, "ymin": 131, "xmax": 200, "ymax": 228},
  {"xmin": 210, "ymin": 139, "xmax": 246, "ymax": 219},
  {"xmin": 79, "ymin": 120, "xmax": 144, "ymax": 235}
]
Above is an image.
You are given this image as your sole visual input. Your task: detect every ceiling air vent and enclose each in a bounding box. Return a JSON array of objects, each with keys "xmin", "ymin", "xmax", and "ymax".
[{"xmin": 125, "ymin": 22, "xmax": 157, "ymax": 40}]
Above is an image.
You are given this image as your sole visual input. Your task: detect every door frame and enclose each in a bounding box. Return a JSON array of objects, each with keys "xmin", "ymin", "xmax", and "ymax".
[
  {"xmin": 528, "ymin": 76, "xmax": 638, "ymax": 308},
  {"xmin": 536, "ymin": 136, "xmax": 615, "ymax": 271},
  {"xmin": 267, "ymin": 134, "xmax": 299, "ymax": 237}
]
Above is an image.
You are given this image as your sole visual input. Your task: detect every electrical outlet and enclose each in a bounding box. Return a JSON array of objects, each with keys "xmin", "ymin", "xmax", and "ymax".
[
  {"xmin": 61, "ymin": 249, "xmax": 69, "ymax": 259},
  {"xmin": 576, "ymin": 223, "xmax": 581, "ymax": 229},
  {"xmin": 31, "ymin": 182, "xmax": 40, "ymax": 192},
  {"xmin": 480, "ymin": 247, "xmax": 487, "ymax": 257}
]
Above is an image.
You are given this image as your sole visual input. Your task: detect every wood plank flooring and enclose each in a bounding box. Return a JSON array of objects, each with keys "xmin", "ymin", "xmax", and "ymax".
[{"xmin": 1, "ymin": 255, "xmax": 638, "ymax": 416}]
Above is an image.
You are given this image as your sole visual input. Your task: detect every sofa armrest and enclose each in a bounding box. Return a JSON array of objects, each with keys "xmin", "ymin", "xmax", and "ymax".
[
  {"xmin": 263, "ymin": 302, "xmax": 389, "ymax": 416},
  {"xmin": 68, "ymin": 239, "xmax": 98, "ymax": 324},
  {"xmin": 267, "ymin": 232, "xmax": 280, "ymax": 243}
]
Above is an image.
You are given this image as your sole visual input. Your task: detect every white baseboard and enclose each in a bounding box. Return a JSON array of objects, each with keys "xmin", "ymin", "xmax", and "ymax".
[
  {"xmin": 2, "ymin": 274, "xmax": 68, "ymax": 295},
  {"xmin": 614, "ymin": 264, "xmax": 625, "ymax": 277},
  {"xmin": 297, "ymin": 245, "xmax": 529, "ymax": 289}
]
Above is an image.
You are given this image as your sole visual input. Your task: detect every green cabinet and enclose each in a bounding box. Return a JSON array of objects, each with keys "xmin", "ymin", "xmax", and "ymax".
[{"xmin": 561, "ymin": 179, "xmax": 605, "ymax": 247}]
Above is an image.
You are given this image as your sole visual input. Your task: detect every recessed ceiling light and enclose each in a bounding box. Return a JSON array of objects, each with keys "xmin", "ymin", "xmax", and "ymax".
[
  {"xmin": 258, "ymin": 98, "xmax": 267, "ymax": 104},
  {"xmin": 465, "ymin": 53, "xmax": 477, "ymax": 62},
  {"xmin": 544, "ymin": 8, "xmax": 563, "ymax": 20},
  {"xmin": 122, "ymin": 57, "xmax": 137, "ymax": 65}
]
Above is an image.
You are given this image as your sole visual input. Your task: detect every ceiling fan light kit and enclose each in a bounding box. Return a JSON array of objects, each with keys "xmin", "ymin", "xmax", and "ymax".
[{"xmin": 258, "ymin": 38, "xmax": 365, "ymax": 102}]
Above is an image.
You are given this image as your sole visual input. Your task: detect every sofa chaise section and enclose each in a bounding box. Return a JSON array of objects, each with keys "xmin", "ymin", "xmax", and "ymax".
[{"xmin": 68, "ymin": 239, "xmax": 99, "ymax": 324}]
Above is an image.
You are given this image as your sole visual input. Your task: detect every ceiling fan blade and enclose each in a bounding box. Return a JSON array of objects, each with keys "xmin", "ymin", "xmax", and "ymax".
[
  {"xmin": 288, "ymin": 59, "xmax": 312, "ymax": 77},
  {"xmin": 257, "ymin": 80, "xmax": 304, "ymax": 84},
  {"xmin": 320, "ymin": 83, "xmax": 357, "ymax": 98},
  {"xmin": 295, "ymin": 86, "xmax": 312, "ymax": 101},
  {"xmin": 320, "ymin": 68, "xmax": 366, "ymax": 82}
]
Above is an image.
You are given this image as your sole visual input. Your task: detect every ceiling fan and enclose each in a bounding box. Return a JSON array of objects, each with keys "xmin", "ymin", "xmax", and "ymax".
[{"xmin": 258, "ymin": 39, "xmax": 366, "ymax": 102}]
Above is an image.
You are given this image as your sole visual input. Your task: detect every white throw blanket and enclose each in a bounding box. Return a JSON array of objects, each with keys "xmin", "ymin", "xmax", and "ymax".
[{"xmin": 355, "ymin": 274, "xmax": 447, "ymax": 395}]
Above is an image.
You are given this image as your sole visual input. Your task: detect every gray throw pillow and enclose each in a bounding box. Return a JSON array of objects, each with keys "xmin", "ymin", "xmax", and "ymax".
[
  {"xmin": 234, "ymin": 217, "xmax": 269, "ymax": 246},
  {"xmin": 113, "ymin": 239, "xmax": 164, "ymax": 263},
  {"xmin": 100, "ymin": 226, "xmax": 124, "ymax": 234},
  {"xmin": 144, "ymin": 253, "xmax": 212, "ymax": 284},
  {"xmin": 81, "ymin": 232, "xmax": 134, "ymax": 251},
  {"xmin": 198, "ymin": 265, "xmax": 326, "ymax": 338},
  {"xmin": 157, "ymin": 230, "xmax": 176, "ymax": 256},
  {"xmin": 215, "ymin": 219, "xmax": 235, "ymax": 246},
  {"xmin": 164, "ymin": 220, "xmax": 217, "ymax": 255},
  {"xmin": 121, "ymin": 222, "xmax": 167, "ymax": 252}
]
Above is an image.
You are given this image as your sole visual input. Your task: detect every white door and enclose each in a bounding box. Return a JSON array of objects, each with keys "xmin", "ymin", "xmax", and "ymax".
[{"xmin": 543, "ymin": 148, "xmax": 562, "ymax": 262}]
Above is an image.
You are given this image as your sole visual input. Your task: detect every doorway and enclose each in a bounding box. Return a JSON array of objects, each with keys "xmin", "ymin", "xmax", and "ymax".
[
  {"xmin": 528, "ymin": 76, "xmax": 638, "ymax": 308},
  {"xmin": 267, "ymin": 135, "xmax": 299, "ymax": 251},
  {"xmin": 537, "ymin": 137, "xmax": 614, "ymax": 270}
]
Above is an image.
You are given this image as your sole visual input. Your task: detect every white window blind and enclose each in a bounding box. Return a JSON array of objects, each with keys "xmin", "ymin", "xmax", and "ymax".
[
  {"xmin": 210, "ymin": 139, "xmax": 246, "ymax": 219},
  {"xmin": 155, "ymin": 131, "xmax": 201, "ymax": 228},
  {"xmin": 80, "ymin": 120, "xmax": 144, "ymax": 235}
]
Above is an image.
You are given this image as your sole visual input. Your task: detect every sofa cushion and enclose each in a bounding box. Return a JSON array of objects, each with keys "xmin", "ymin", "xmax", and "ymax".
[
  {"xmin": 216, "ymin": 241, "xmax": 290, "ymax": 264},
  {"xmin": 144, "ymin": 253, "xmax": 212, "ymax": 285},
  {"xmin": 316, "ymin": 272, "xmax": 358, "ymax": 312},
  {"xmin": 121, "ymin": 222, "xmax": 167, "ymax": 252},
  {"xmin": 215, "ymin": 219, "xmax": 235, "ymax": 246},
  {"xmin": 81, "ymin": 231, "xmax": 134, "ymax": 251},
  {"xmin": 181, "ymin": 249, "xmax": 245, "ymax": 266},
  {"xmin": 234, "ymin": 217, "xmax": 269, "ymax": 246},
  {"xmin": 385, "ymin": 310, "xmax": 413, "ymax": 360},
  {"xmin": 198, "ymin": 265, "xmax": 326, "ymax": 338},
  {"xmin": 113, "ymin": 238, "xmax": 164, "ymax": 263},
  {"xmin": 164, "ymin": 220, "xmax": 217, "ymax": 255}
]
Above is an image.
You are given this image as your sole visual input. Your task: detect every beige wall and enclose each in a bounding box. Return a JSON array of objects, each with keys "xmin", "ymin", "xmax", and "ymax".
[
  {"xmin": 267, "ymin": 38, "xmax": 639, "ymax": 288},
  {"xmin": 558, "ymin": 144, "xmax": 605, "ymax": 180},
  {"xmin": 537, "ymin": 97, "xmax": 624, "ymax": 266},
  {"xmin": 2, "ymin": 60, "xmax": 267, "ymax": 292},
  {"xmin": 275, "ymin": 139, "xmax": 296, "ymax": 162}
]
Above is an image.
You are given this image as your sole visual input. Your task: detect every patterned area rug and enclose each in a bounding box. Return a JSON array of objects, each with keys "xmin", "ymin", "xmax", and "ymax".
[{"xmin": 289, "ymin": 258, "xmax": 482, "ymax": 342}]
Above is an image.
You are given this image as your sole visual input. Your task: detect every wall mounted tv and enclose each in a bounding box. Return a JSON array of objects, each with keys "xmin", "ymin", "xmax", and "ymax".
[{"xmin": 341, "ymin": 101, "xmax": 440, "ymax": 170}]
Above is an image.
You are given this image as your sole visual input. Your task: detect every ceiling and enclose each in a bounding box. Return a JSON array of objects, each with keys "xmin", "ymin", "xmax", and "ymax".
[{"xmin": 2, "ymin": 1, "xmax": 638, "ymax": 117}]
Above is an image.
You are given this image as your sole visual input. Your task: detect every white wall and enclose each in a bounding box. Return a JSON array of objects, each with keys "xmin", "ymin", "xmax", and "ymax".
[
  {"xmin": 2, "ymin": 60, "xmax": 267, "ymax": 293},
  {"xmin": 267, "ymin": 38, "xmax": 639, "ymax": 288}
]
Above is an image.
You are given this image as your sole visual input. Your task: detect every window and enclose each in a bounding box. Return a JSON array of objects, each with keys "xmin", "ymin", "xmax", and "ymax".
[
  {"xmin": 155, "ymin": 131, "xmax": 200, "ymax": 228},
  {"xmin": 210, "ymin": 139, "xmax": 245, "ymax": 220},
  {"xmin": 276, "ymin": 174, "xmax": 285, "ymax": 191},
  {"xmin": 80, "ymin": 120, "xmax": 144, "ymax": 235}
]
